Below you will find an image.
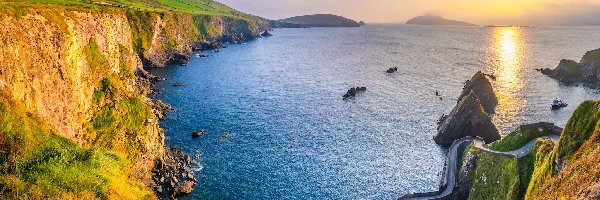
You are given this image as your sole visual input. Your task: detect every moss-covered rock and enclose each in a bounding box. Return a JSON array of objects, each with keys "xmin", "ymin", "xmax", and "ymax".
[{"xmin": 540, "ymin": 48, "xmax": 600, "ymax": 86}]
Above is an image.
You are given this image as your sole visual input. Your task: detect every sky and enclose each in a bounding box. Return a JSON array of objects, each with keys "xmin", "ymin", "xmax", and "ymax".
[{"xmin": 217, "ymin": 0, "xmax": 600, "ymax": 25}]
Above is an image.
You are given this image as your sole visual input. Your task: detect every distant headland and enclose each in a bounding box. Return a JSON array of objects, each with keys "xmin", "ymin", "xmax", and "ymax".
[
  {"xmin": 406, "ymin": 15, "xmax": 477, "ymax": 26},
  {"xmin": 270, "ymin": 14, "xmax": 363, "ymax": 28}
]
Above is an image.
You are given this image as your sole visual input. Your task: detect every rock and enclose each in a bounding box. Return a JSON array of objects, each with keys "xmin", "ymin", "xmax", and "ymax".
[
  {"xmin": 172, "ymin": 82, "xmax": 185, "ymax": 87},
  {"xmin": 198, "ymin": 53, "xmax": 209, "ymax": 58},
  {"xmin": 343, "ymin": 87, "xmax": 367, "ymax": 100},
  {"xmin": 173, "ymin": 181, "xmax": 195, "ymax": 197},
  {"xmin": 152, "ymin": 148, "xmax": 197, "ymax": 199},
  {"xmin": 540, "ymin": 48, "xmax": 600, "ymax": 86},
  {"xmin": 167, "ymin": 53, "xmax": 190, "ymax": 66},
  {"xmin": 261, "ymin": 30, "xmax": 273, "ymax": 37},
  {"xmin": 386, "ymin": 67, "xmax": 398, "ymax": 73},
  {"xmin": 458, "ymin": 71, "xmax": 498, "ymax": 114},
  {"xmin": 192, "ymin": 130, "xmax": 206, "ymax": 138},
  {"xmin": 359, "ymin": 21, "xmax": 366, "ymax": 26},
  {"xmin": 214, "ymin": 49, "xmax": 220, "ymax": 52},
  {"xmin": 150, "ymin": 100, "xmax": 172, "ymax": 120},
  {"xmin": 435, "ymin": 91, "xmax": 500, "ymax": 147},
  {"xmin": 219, "ymin": 133, "xmax": 231, "ymax": 141}
]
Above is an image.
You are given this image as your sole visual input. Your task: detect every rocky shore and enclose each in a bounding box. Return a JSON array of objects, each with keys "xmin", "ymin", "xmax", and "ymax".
[
  {"xmin": 539, "ymin": 48, "xmax": 600, "ymax": 87},
  {"xmin": 152, "ymin": 148, "xmax": 198, "ymax": 199}
]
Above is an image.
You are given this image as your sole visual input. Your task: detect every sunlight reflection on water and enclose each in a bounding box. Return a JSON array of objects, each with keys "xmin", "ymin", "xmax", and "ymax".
[{"xmin": 491, "ymin": 28, "xmax": 527, "ymax": 131}]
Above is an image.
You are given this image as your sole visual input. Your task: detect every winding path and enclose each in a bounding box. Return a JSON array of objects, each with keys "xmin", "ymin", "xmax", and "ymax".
[{"xmin": 398, "ymin": 135, "xmax": 560, "ymax": 200}]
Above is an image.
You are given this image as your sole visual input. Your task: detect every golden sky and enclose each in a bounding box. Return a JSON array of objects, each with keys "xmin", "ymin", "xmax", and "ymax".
[{"xmin": 218, "ymin": 0, "xmax": 600, "ymax": 25}]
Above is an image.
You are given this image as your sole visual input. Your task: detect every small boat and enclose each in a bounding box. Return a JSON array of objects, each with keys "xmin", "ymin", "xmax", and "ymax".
[{"xmin": 551, "ymin": 98, "xmax": 568, "ymax": 110}]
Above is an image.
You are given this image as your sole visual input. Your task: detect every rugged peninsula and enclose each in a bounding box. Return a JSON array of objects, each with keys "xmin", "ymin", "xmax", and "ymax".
[
  {"xmin": 539, "ymin": 48, "xmax": 600, "ymax": 87},
  {"xmin": 402, "ymin": 70, "xmax": 600, "ymax": 199},
  {"xmin": 270, "ymin": 14, "xmax": 361, "ymax": 28},
  {"xmin": 0, "ymin": 0, "xmax": 268, "ymax": 199},
  {"xmin": 406, "ymin": 15, "xmax": 477, "ymax": 26}
]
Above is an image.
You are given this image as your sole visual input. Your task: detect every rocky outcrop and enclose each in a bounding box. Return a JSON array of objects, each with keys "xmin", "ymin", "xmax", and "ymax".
[
  {"xmin": 435, "ymin": 92, "xmax": 500, "ymax": 147},
  {"xmin": 152, "ymin": 148, "xmax": 198, "ymax": 199},
  {"xmin": 343, "ymin": 87, "xmax": 367, "ymax": 100},
  {"xmin": 539, "ymin": 48, "xmax": 600, "ymax": 86},
  {"xmin": 261, "ymin": 30, "xmax": 273, "ymax": 37},
  {"xmin": 386, "ymin": 67, "xmax": 398, "ymax": 73},
  {"xmin": 458, "ymin": 71, "xmax": 498, "ymax": 114},
  {"xmin": 434, "ymin": 71, "xmax": 499, "ymax": 147}
]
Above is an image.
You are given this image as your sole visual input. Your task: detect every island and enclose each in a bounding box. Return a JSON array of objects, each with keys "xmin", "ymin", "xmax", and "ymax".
[
  {"xmin": 406, "ymin": 15, "xmax": 477, "ymax": 26},
  {"xmin": 270, "ymin": 14, "xmax": 362, "ymax": 28}
]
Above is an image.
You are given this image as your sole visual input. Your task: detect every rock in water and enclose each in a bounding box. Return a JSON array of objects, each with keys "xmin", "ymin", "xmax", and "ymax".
[
  {"xmin": 192, "ymin": 130, "xmax": 206, "ymax": 138},
  {"xmin": 386, "ymin": 67, "xmax": 398, "ymax": 73},
  {"xmin": 261, "ymin": 30, "xmax": 273, "ymax": 37},
  {"xmin": 435, "ymin": 91, "xmax": 500, "ymax": 147},
  {"xmin": 458, "ymin": 71, "xmax": 498, "ymax": 114}
]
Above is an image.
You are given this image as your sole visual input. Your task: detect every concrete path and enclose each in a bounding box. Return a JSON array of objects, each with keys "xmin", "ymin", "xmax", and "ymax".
[{"xmin": 399, "ymin": 135, "xmax": 560, "ymax": 200}]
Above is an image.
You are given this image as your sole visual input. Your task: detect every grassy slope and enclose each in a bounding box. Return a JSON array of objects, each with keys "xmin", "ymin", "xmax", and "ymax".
[
  {"xmin": 4, "ymin": 0, "xmax": 245, "ymax": 16},
  {"xmin": 0, "ymin": 91, "xmax": 153, "ymax": 199},
  {"xmin": 463, "ymin": 147, "xmax": 520, "ymax": 200},
  {"xmin": 518, "ymin": 139, "xmax": 555, "ymax": 199},
  {"xmin": 526, "ymin": 100, "xmax": 600, "ymax": 199},
  {"xmin": 486, "ymin": 123, "xmax": 557, "ymax": 152}
]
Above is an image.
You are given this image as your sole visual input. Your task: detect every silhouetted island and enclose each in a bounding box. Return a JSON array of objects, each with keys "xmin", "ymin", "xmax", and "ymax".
[
  {"xmin": 406, "ymin": 15, "xmax": 477, "ymax": 26},
  {"xmin": 270, "ymin": 14, "xmax": 362, "ymax": 28}
]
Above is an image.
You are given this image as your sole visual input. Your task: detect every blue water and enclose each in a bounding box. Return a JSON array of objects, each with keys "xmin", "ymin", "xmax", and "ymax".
[{"xmin": 147, "ymin": 25, "xmax": 600, "ymax": 199}]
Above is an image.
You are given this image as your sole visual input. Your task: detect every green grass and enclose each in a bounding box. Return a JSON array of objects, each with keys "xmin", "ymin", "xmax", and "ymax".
[
  {"xmin": 516, "ymin": 139, "xmax": 555, "ymax": 199},
  {"xmin": 0, "ymin": 91, "xmax": 153, "ymax": 199},
  {"xmin": 562, "ymin": 59, "xmax": 580, "ymax": 74},
  {"xmin": 582, "ymin": 48, "xmax": 600, "ymax": 66},
  {"xmin": 465, "ymin": 147, "xmax": 520, "ymax": 200},
  {"xmin": 84, "ymin": 38, "xmax": 109, "ymax": 74},
  {"xmin": 486, "ymin": 123, "xmax": 558, "ymax": 152},
  {"xmin": 556, "ymin": 100, "xmax": 600, "ymax": 161},
  {"xmin": 3, "ymin": 0, "xmax": 244, "ymax": 16}
]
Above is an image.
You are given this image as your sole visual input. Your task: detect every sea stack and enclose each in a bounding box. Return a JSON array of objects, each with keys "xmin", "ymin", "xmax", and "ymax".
[{"xmin": 434, "ymin": 72, "xmax": 500, "ymax": 147}]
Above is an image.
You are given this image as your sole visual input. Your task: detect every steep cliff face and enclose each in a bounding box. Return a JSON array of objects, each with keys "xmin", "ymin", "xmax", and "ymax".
[
  {"xmin": 0, "ymin": 2, "xmax": 267, "ymax": 198},
  {"xmin": 0, "ymin": 7, "xmax": 163, "ymax": 172}
]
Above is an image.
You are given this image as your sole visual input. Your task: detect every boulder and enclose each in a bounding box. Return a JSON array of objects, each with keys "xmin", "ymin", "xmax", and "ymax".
[
  {"xmin": 435, "ymin": 91, "xmax": 500, "ymax": 147},
  {"xmin": 261, "ymin": 30, "xmax": 273, "ymax": 37},
  {"xmin": 343, "ymin": 87, "xmax": 367, "ymax": 100},
  {"xmin": 219, "ymin": 133, "xmax": 231, "ymax": 141},
  {"xmin": 192, "ymin": 130, "xmax": 206, "ymax": 138},
  {"xmin": 173, "ymin": 181, "xmax": 195, "ymax": 197},
  {"xmin": 386, "ymin": 67, "xmax": 398, "ymax": 73},
  {"xmin": 458, "ymin": 71, "xmax": 498, "ymax": 114}
]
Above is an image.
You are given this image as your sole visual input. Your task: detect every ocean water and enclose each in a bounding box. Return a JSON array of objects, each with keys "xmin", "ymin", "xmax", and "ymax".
[{"xmin": 147, "ymin": 25, "xmax": 600, "ymax": 200}]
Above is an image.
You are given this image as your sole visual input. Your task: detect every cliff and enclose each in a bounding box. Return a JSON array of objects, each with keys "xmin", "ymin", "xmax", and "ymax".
[
  {"xmin": 540, "ymin": 48, "xmax": 600, "ymax": 87},
  {"xmin": 406, "ymin": 15, "xmax": 477, "ymax": 26},
  {"xmin": 0, "ymin": 1, "xmax": 267, "ymax": 199},
  {"xmin": 435, "ymin": 72, "xmax": 500, "ymax": 147},
  {"xmin": 271, "ymin": 14, "xmax": 361, "ymax": 28}
]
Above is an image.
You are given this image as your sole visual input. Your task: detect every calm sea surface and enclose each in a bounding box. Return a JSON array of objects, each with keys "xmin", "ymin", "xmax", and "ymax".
[{"xmin": 147, "ymin": 25, "xmax": 600, "ymax": 199}]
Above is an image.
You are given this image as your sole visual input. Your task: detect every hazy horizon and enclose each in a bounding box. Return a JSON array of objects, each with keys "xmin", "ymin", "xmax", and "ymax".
[{"xmin": 217, "ymin": 0, "xmax": 600, "ymax": 26}]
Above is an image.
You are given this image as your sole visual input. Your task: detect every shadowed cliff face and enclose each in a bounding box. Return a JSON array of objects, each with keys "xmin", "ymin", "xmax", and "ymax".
[
  {"xmin": 435, "ymin": 91, "xmax": 500, "ymax": 147},
  {"xmin": 435, "ymin": 72, "xmax": 500, "ymax": 147}
]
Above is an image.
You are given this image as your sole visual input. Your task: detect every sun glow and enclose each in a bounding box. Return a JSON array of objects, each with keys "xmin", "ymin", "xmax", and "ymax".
[{"xmin": 490, "ymin": 27, "xmax": 527, "ymax": 129}]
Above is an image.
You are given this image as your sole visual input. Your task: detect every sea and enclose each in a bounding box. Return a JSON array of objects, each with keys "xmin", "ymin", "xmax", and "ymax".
[{"xmin": 146, "ymin": 24, "xmax": 600, "ymax": 200}]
